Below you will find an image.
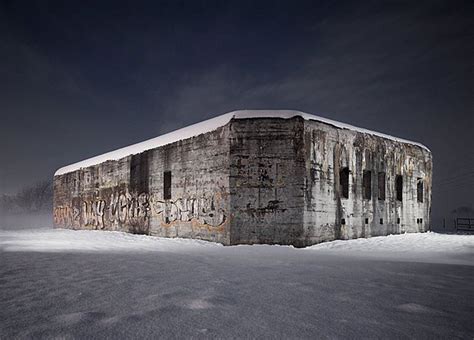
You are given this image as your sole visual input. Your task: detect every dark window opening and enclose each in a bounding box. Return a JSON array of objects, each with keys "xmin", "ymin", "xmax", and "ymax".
[
  {"xmin": 365, "ymin": 218, "xmax": 369, "ymax": 224},
  {"xmin": 380, "ymin": 218, "xmax": 383, "ymax": 225},
  {"xmin": 395, "ymin": 175, "xmax": 403, "ymax": 201},
  {"xmin": 341, "ymin": 218, "xmax": 346, "ymax": 225},
  {"xmin": 130, "ymin": 152, "xmax": 150, "ymax": 193},
  {"xmin": 339, "ymin": 167, "xmax": 349, "ymax": 199},
  {"xmin": 163, "ymin": 171, "xmax": 172, "ymax": 200},
  {"xmin": 397, "ymin": 217, "xmax": 400, "ymax": 224},
  {"xmin": 419, "ymin": 218, "xmax": 423, "ymax": 224},
  {"xmin": 363, "ymin": 170, "xmax": 372, "ymax": 200},
  {"xmin": 417, "ymin": 178, "xmax": 424, "ymax": 203},
  {"xmin": 378, "ymin": 172, "xmax": 386, "ymax": 200}
]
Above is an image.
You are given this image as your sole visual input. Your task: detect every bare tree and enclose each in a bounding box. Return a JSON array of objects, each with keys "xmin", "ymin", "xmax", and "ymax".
[{"xmin": 0, "ymin": 181, "xmax": 53, "ymax": 214}]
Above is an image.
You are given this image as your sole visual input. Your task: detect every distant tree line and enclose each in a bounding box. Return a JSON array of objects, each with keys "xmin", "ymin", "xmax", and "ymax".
[{"xmin": 0, "ymin": 181, "xmax": 53, "ymax": 214}]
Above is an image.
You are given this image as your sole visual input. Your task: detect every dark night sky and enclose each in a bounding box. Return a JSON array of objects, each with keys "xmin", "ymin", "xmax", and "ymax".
[{"xmin": 0, "ymin": 0, "xmax": 472, "ymax": 225}]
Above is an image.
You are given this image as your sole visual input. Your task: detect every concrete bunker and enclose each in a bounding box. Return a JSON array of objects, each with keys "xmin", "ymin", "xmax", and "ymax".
[{"xmin": 53, "ymin": 110, "xmax": 432, "ymax": 246}]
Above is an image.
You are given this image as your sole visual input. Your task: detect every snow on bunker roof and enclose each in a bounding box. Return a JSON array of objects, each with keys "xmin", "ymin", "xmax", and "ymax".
[{"xmin": 55, "ymin": 110, "xmax": 430, "ymax": 176}]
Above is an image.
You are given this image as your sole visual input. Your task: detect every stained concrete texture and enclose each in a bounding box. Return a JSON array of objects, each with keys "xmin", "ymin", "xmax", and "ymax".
[{"xmin": 54, "ymin": 115, "xmax": 432, "ymax": 246}]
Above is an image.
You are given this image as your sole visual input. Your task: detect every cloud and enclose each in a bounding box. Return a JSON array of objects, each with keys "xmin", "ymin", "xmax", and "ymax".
[
  {"xmin": 152, "ymin": 1, "xmax": 472, "ymax": 223},
  {"xmin": 0, "ymin": 0, "xmax": 471, "ymax": 220}
]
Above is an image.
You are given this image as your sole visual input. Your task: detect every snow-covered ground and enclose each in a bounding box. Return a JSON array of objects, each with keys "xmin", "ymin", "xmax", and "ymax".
[
  {"xmin": 1, "ymin": 226, "xmax": 473, "ymax": 339},
  {"xmin": 307, "ymin": 232, "xmax": 474, "ymax": 266},
  {"xmin": 1, "ymin": 228, "xmax": 472, "ymax": 265},
  {"xmin": 0, "ymin": 228, "xmax": 223, "ymax": 253}
]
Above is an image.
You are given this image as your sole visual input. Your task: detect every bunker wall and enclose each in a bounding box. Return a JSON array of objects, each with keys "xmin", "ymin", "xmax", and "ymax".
[
  {"xmin": 302, "ymin": 120, "xmax": 432, "ymax": 245},
  {"xmin": 54, "ymin": 115, "xmax": 432, "ymax": 247},
  {"xmin": 53, "ymin": 125, "xmax": 232, "ymax": 244},
  {"xmin": 228, "ymin": 117, "xmax": 306, "ymax": 245}
]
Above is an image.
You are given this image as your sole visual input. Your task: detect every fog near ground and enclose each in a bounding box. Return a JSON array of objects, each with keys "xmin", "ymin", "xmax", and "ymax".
[
  {"xmin": 0, "ymin": 180, "xmax": 53, "ymax": 231},
  {"xmin": 0, "ymin": 212, "xmax": 52, "ymax": 231}
]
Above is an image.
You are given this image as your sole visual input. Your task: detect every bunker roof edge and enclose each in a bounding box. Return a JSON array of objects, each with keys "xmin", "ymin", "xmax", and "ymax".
[{"xmin": 54, "ymin": 109, "xmax": 431, "ymax": 176}]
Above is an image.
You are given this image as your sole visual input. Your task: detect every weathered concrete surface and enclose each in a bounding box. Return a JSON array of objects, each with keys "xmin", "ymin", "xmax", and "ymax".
[
  {"xmin": 54, "ymin": 126, "xmax": 231, "ymax": 244},
  {"xmin": 54, "ymin": 115, "xmax": 432, "ymax": 246},
  {"xmin": 302, "ymin": 120, "xmax": 432, "ymax": 246},
  {"xmin": 228, "ymin": 118, "xmax": 306, "ymax": 245}
]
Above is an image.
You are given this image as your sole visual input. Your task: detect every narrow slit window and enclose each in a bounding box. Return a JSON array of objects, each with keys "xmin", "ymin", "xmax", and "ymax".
[
  {"xmin": 163, "ymin": 171, "xmax": 172, "ymax": 200},
  {"xmin": 395, "ymin": 175, "xmax": 403, "ymax": 201},
  {"xmin": 339, "ymin": 167, "xmax": 349, "ymax": 199},
  {"xmin": 378, "ymin": 172, "xmax": 386, "ymax": 200},
  {"xmin": 363, "ymin": 170, "xmax": 372, "ymax": 200},
  {"xmin": 417, "ymin": 178, "xmax": 424, "ymax": 203}
]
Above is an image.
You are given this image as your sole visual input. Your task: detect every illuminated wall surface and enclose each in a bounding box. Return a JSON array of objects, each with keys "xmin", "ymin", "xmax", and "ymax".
[{"xmin": 54, "ymin": 113, "xmax": 432, "ymax": 246}]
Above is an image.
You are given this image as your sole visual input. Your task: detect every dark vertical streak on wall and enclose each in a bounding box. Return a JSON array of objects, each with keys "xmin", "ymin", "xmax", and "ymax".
[
  {"xmin": 163, "ymin": 171, "xmax": 171, "ymax": 200},
  {"xmin": 340, "ymin": 168, "xmax": 349, "ymax": 199},
  {"xmin": 333, "ymin": 143, "xmax": 342, "ymax": 240},
  {"xmin": 363, "ymin": 171, "xmax": 371, "ymax": 200},
  {"xmin": 396, "ymin": 175, "xmax": 403, "ymax": 201},
  {"xmin": 130, "ymin": 151, "xmax": 150, "ymax": 194}
]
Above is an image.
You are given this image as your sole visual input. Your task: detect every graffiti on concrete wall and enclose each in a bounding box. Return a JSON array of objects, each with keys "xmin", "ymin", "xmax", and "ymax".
[
  {"xmin": 54, "ymin": 191, "xmax": 227, "ymax": 230},
  {"xmin": 82, "ymin": 199, "xmax": 106, "ymax": 229},
  {"xmin": 107, "ymin": 192, "xmax": 150, "ymax": 226},
  {"xmin": 53, "ymin": 205, "xmax": 72, "ymax": 227},
  {"xmin": 150, "ymin": 194, "xmax": 226, "ymax": 228}
]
